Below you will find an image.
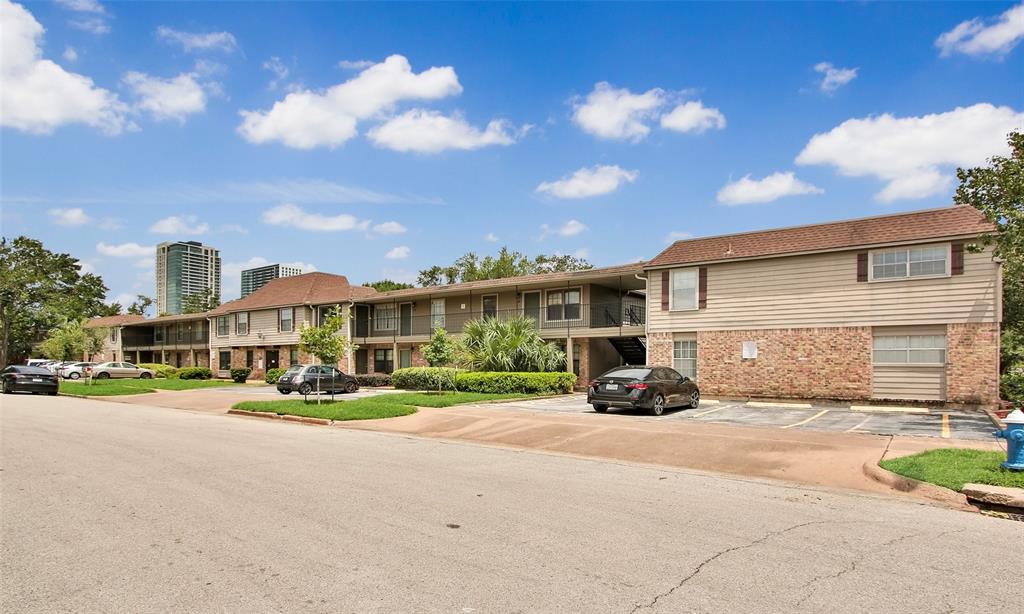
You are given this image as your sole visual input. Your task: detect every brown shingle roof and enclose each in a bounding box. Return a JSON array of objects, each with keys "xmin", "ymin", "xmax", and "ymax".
[
  {"xmin": 361, "ymin": 261, "xmax": 647, "ymax": 302},
  {"xmin": 84, "ymin": 314, "xmax": 147, "ymax": 328},
  {"xmin": 647, "ymin": 206, "xmax": 995, "ymax": 268},
  {"xmin": 123, "ymin": 312, "xmax": 211, "ymax": 326},
  {"xmin": 209, "ymin": 272, "xmax": 377, "ymax": 315}
]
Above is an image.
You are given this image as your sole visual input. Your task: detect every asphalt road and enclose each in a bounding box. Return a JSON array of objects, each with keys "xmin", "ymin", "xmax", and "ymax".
[{"xmin": 2, "ymin": 395, "xmax": 1020, "ymax": 613}]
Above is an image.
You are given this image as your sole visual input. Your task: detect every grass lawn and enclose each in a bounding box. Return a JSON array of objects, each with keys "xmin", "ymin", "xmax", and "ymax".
[
  {"xmin": 61, "ymin": 378, "xmax": 239, "ymax": 397},
  {"xmin": 232, "ymin": 391, "xmax": 546, "ymax": 421},
  {"xmin": 880, "ymin": 448, "xmax": 1024, "ymax": 491}
]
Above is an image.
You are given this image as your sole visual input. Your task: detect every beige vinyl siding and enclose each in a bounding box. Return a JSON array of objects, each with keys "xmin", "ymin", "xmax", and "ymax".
[
  {"xmin": 872, "ymin": 366, "xmax": 946, "ymax": 401},
  {"xmin": 648, "ymin": 244, "xmax": 998, "ymax": 332},
  {"xmin": 211, "ymin": 306, "xmax": 314, "ymax": 347}
]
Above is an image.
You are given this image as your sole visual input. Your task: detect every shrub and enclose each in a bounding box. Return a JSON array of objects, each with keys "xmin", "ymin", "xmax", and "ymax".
[
  {"xmin": 355, "ymin": 373, "xmax": 392, "ymax": 387},
  {"xmin": 456, "ymin": 316, "xmax": 566, "ymax": 372},
  {"xmin": 177, "ymin": 366, "xmax": 212, "ymax": 380},
  {"xmin": 230, "ymin": 367, "xmax": 252, "ymax": 383},
  {"xmin": 392, "ymin": 367, "xmax": 461, "ymax": 391},
  {"xmin": 265, "ymin": 367, "xmax": 286, "ymax": 384},
  {"xmin": 1002, "ymin": 367, "xmax": 1024, "ymax": 405},
  {"xmin": 422, "ymin": 327, "xmax": 456, "ymax": 367},
  {"xmin": 137, "ymin": 363, "xmax": 179, "ymax": 379},
  {"xmin": 454, "ymin": 371, "xmax": 577, "ymax": 394}
]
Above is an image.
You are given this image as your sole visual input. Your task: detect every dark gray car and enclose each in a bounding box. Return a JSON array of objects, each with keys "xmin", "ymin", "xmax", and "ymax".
[{"xmin": 276, "ymin": 365, "xmax": 359, "ymax": 395}]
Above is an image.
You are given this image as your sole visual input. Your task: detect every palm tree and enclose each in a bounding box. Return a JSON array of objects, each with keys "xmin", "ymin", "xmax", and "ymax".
[{"xmin": 456, "ymin": 315, "xmax": 566, "ymax": 372}]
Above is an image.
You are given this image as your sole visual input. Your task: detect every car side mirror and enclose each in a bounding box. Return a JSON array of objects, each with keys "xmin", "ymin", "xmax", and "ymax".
[{"xmin": 680, "ymin": 376, "xmax": 690, "ymax": 383}]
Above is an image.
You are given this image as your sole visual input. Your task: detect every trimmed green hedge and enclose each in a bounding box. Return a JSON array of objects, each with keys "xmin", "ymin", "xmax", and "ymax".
[
  {"xmin": 265, "ymin": 367, "xmax": 286, "ymax": 385},
  {"xmin": 392, "ymin": 367, "xmax": 461, "ymax": 391},
  {"xmin": 392, "ymin": 367, "xmax": 576, "ymax": 394},
  {"xmin": 178, "ymin": 366, "xmax": 212, "ymax": 380},
  {"xmin": 1002, "ymin": 368, "xmax": 1024, "ymax": 405},
  {"xmin": 137, "ymin": 363, "xmax": 178, "ymax": 379},
  {"xmin": 356, "ymin": 374, "xmax": 392, "ymax": 387}
]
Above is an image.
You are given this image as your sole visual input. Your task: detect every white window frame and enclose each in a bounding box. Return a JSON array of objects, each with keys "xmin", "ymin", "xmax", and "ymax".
[
  {"xmin": 673, "ymin": 340, "xmax": 697, "ymax": 380},
  {"xmin": 544, "ymin": 287, "xmax": 582, "ymax": 323},
  {"xmin": 216, "ymin": 316, "xmax": 229, "ymax": 337},
  {"xmin": 236, "ymin": 312, "xmax": 249, "ymax": 336},
  {"xmin": 279, "ymin": 307, "xmax": 294, "ymax": 333},
  {"xmin": 669, "ymin": 268, "xmax": 699, "ymax": 311},
  {"xmin": 374, "ymin": 304, "xmax": 397, "ymax": 331},
  {"xmin": 430, "ymin": 298, "xmax": 446, "ymax": 329},
  {"xmin": 872, "ymin": 334, "xmax": 947, "ymax": 366},
  {"xmin": 868, "ymin": 244, "xmax": 951, "ymax": 283}
]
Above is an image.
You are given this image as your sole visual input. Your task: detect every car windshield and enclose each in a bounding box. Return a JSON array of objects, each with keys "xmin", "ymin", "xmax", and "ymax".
[
  {"xmin": 603, "ymin": 368, "xmax": 651, "ymax": 380},
  {"xmin": 284, "ymin": 366, "xmax": 303, "ymax": 374}
]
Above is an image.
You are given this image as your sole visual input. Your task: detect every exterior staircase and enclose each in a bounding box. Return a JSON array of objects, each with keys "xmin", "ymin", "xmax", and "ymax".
[{"xmin": 608, "ymin": 336, "xmax": 647, "ymax": 366}]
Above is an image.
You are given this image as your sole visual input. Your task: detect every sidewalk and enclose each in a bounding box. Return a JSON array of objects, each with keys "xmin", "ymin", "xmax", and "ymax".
[{"xmin": 337, "ymin": 404, "xmax": 1003, "ymax": 497}]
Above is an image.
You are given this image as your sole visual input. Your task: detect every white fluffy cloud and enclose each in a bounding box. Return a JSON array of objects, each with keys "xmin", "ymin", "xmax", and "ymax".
[
  {"xmin": 96, "ymin": 242, "xmax": 154, "ymax": 258},
  {"xmin": 55, "ymin": 0, "xmax": 104, "ymax": 12},
  {"xmin": 123, "ymin": 71, "xmax": 207, "ymax": 122},
  {"xmin": 716, "ymin": 172, "xmax": 823, "ymax": 205},
  {"xmin": 813, "ymin": 62, "xmax": 858, "ymax": 93},
  {"xmin": 371, "ymin": 221, "xmax": 407, "ymax": 235},
  {"xmin": 936, "ymin": 3, "xmax": 1024, "ymax": 57},
  {"xmin": 62, "ymin": 46, "xmax": 78, "ymax": 62},
  {"xmin": 149, "ymin": 215, "xmax": 209, "ymax": 235},
  {"xmin": 338, "ymin": 59, "xmax": 374, "ymax": 70},
  {"xmin": 48, "ymin": 207, "xmax": 90, "ymax": 226},
  {"xmin": 238, "ymin": 55, "xmax": 462, "ymax": 149},
  {"xmin": 541, "ymin": 219, "xmax": 588, "ymax": 239},
  {"xmin": 660, "ymin": 101, "xmax": 726, "ymax": 133},
  {"xmin": 536, "ymin": 165, "xmax": 638, "ymax": 199},
  {"xmin": 57, "ymin": 0, "xmax": 109, "ymax": 34},
  {"xmin": 261, "ymin": 203, "xmax": 370, "ymax": 232},
  {"xmin": 262, "ymin": 56, "xmax": 288, "ymax": 90},
  {"xmin": 572, "ymin": 82, "xmax": 665, "ymax": 141},
  {"xmin": 385, "ymin": 246, "xmax": 410, "ymax": 260},
  {"xmin": 1, "ymin": 0, "xmax": 128, "ymax": 134},
  {"xmin": 156, "ymin": 26, "xmax": 238, "ymax": 53},
  {"xmin": 368, "ymin": 109, "xmax": 518, "ymax": 153},
  {"xmin": 795, "ymin": 103, "xmax": 1024, "ymax": 202}
]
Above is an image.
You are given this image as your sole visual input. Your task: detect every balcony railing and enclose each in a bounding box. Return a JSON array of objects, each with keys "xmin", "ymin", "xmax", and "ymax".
[
  {"xmin": 352, "ymin": 300, "xmax": 645, "ymax": 339},
  {"xmin": 122, "ymin": 330, "xmax": 209, "ymax": 349}
]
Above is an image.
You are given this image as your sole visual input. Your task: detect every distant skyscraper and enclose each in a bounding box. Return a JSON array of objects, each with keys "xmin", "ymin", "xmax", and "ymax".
[
  {"xmin": 241, "ymin": 263, "xmax": 303, "ymax": 297},
  {"xmin": 155, "ymin": 241, "xmax": 221, "ymax": 315}
]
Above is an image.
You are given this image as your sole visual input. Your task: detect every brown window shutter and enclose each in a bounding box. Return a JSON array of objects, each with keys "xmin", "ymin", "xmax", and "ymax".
[
  {"xmin": 660, "ymin": 270, "xmax": 670, "ymax": 310},
  {"xmin": 698, "ymin": 267, "xmax": 708, "ymax": 309},
  {"xmin": 856, "ymin": 252, "xmax": 868, "ymax": 282},
  {"xmin": 951, "ymin": 242, "xmax": 964, "ymax": 275}
]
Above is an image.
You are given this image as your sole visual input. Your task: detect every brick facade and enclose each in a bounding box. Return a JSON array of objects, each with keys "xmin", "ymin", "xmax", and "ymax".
[
  {"xmin": 946, "ymin": 322, "xmax": 1000, "ymax": 406},
  {"xmin": 646, "ymin": 332, "xmax": 673, "ymax": 369}
]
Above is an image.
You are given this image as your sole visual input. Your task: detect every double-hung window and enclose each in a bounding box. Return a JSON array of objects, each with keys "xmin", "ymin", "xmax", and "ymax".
[
  {"xmin": 109, "ymin": 328, "xmax": 117, "ymax": 342},
  {"xmin": 218, "ymin": 351, "xmax": 231, "ymax": 370},
  {"xmin": 871, "ymin": 246, "xmax": 949, "ymax": 281},
  {"xmin": 236, "ymin": 312, "xmax": 249, "ymax": 335},
  {"xmin": 154, "ymin": 326, "xmax": 164, "ymax": 343},
  {"xmin": 216, "ymin": 316, "xmax": 229, "ymax": 337},
  {"xmin": 289, "ymin": 348, "xmax": 299, "ymax": 366},
  {"xmin": 546, "ymin": 289, "xmax": 581, "ymax": 321},
  {"xmin": 873, "ymin": 335, "xmax": 947, "ymax": 365},
  {"xmin": 375, "ymin": 305, "xmax": 397, "ymax": 331},
  {"xmin": 279, "ymin": 308, "xmax": 294, "ymax": 333},
  {"xmin": 430, "ymin": 299, "xmax": 446, "ymax": 329},
  {"xmin": 176, "ymin": 324, "xmax": 185, "ymax": 342},
  {"xmin": 673, "ymin": 340, "xmax": 697, "ymax": 379},
  {"xmin": 670, "ymin": 269, "xmax": 698, "ymax": 311},
  {"xmin": 374, "ymin": 348, "xmax": 394, "ymax": 373}
]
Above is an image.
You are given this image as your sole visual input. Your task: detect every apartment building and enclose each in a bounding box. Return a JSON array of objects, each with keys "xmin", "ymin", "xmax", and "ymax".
[
  {"xmin": 83, "ymin": 314, "xmax": 147, "ymax": 362},
  {"xmin": 241, "ymin": 263, "xmax": 303, "ymax": 297},
  {"xmin": 156, "ymin": 241, "xmax": 222, "ymax": 315},
  {"xmin": 118, "ymin": 313, "xmax": 212, "ymax": 368},
  {"xmin": 643, "ymin": 206, "xmax": 1001, "ymax": 406}
]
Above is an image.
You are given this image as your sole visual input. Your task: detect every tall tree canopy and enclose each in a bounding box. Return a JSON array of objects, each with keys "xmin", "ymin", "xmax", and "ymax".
[
  {"xmin": 180, "ymin": 288, "xmax": 220, "ymax": 314},
  {"xmin": 362, "ymin": 280, "xmax": 415, "ymax": 293},
  {"xmin": 127, "ymin": 295, "xmax": 154, "ymax": 316},
  {"xmin": 0, "ymin": 236, "xmax": 110, "ymax": 365},
  {"xmin": 417, "ymin": 247, "xmax": 593, "ymax": 287}
]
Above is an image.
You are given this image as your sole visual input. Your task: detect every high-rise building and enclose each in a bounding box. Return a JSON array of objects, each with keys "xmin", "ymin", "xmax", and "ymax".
[
  {"xmin": 240, "ymin": 263, "xmax": 303, "ymax": 297},
  {"xmin": 155, "ymin": 241, "xmax": 221, "ymax": 315}
]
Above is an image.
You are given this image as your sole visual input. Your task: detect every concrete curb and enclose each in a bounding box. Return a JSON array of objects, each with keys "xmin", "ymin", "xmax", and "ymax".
[
  {"xmin": 861, "ymin": 461, "xmax": 974, "ymax": 511},
  {"xmin": 226, "ymin": 409, "xmax": 331, "ymax": 426}
]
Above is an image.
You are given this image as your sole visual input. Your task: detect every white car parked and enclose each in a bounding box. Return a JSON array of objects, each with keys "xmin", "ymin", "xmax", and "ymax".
[{"xmin": 59, "ymin": 362, "xmax": 96, "ymax": 380}]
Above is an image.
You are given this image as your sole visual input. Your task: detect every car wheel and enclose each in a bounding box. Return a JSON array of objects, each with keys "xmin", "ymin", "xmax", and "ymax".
[
  {"xmin": 140, "ymin": 372, "xmax": 152, "ymax": 379},
  {"xmin": 96, "ymin": 372, "xmax": 110, "ymax": 379},
  {"xmin": 2, "ymin": 381, "xmax": 11, "ymax": 394},
  {"xmin": 688, "ymin": 390, "xmax": 700, "ymax": 409},
  {"xmin": 69, "ymin": 372, "xmax": 81, "ymax": 380},
  {"xmin": 279, "ymin": 389, "xmax": 292, "ymax": 395},
  {"xmin": 298, "ymin": 382, "xmax": 313, "ymax": 395},
  {"xmin": 47, "ymin": 391, "xmax": 58, "ymax": 396},
  {"xmin": 344, "ymin": 381, "xmax": 358, "ymax": 394},
  {"xmin": 649, "ymin": 393, "xmax": 666, "ymax": 416},
  {"xmin": 593, "ymin": 403, "xmax": 608, "ymax": 413}
]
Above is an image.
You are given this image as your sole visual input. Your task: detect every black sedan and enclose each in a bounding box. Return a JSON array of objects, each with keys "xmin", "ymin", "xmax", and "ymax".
[
  {"xmin": 276, "ymin": 364, "xmax": 359, "ymax": 395},
  {"xmin": 587, "ymin": 366, "xmax": 699, "ymax": 416},
  {"xmin": 1, "ymin": 365, "xmax": 59, "ymax": 396}
]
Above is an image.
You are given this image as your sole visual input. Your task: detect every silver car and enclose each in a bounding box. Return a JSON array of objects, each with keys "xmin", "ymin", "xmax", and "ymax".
[
  {"xmin": 59, "ymin": 362, "xmax": 96, "ymax": 380},
  {"xmin": 88, "ymin": 362, "xmax": 155, "ymax": 380}
]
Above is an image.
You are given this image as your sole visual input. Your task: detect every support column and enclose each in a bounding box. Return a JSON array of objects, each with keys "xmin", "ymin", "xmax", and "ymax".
[
  {"xmin": 392, "ymin": 341, "xmax": 399, "ymax": 373},
  {"xmin": 565, "ymin": 336, "xmax": 573, "ymax": 375}
]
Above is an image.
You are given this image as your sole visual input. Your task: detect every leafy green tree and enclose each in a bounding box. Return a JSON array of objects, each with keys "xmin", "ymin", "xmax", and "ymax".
[
  {"xmin": 0, "ymin": 236, "xmax": 110, "ymax": 366},
  {"xmin": 422, "ymin": 327, "xmax": 456, "ymax": 367},
  {"xmin": 299, "ymin": 306, "xmax": 356, "ymax": 402},
  {"xmin": 127, "ymin": 295, "xmax": 154, "ymax": 316},
  {"xmin": 455, "ymin": 315, "xmax": 567, "ymax": 372},
  {"xmin": 181, "ymin": 288, "xmax": 220, "ymax": 314},
  {"xmin": 362, "ymin": 279, "xmax": 415, "ymax": 292},
  {"xmin": 955, "ymin": 130, "xmax": 1023, "ymax": 372},
  {"xmin": 417, "ymin": 247, "xmax": 593, "ymax": 286},
  {"xmin": 38, "ymin": 319, "xmax": 105, "ymax": 362}
]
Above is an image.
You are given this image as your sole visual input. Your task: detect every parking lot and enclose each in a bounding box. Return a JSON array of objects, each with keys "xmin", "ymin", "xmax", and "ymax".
[{"xmin": 479, "ymin": 394, "xmax": 999, "ymax": 441}]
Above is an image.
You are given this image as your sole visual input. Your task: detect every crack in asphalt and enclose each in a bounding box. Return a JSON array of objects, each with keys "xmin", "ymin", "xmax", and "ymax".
[
  {"xmin": 793, "ymin": 560, "xmax": 859, "ymax": 607},
  {"xmin": 627, "ymin": 520, "xmax": 833, "ymax": 613}
]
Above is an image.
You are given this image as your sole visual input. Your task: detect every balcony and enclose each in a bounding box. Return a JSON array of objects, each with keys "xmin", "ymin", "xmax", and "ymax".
[
  {"xmin": 122, "ymin": 329, "xmax": 209, "ymax": 351},
  {"xmin": 351, "ymin": 299, "xmax": 645, "ymax": 342}
]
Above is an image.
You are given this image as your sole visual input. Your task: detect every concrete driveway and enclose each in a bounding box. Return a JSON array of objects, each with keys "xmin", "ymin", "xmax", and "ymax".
[{"xmin": 482, "ymin": 394, "xmax": 999, "ymax": 441}]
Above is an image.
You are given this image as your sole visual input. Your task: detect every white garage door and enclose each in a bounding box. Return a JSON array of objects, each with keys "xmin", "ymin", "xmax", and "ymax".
[{"xmin": 872, "ymin": 327, "xmax": 947, "ymax": 402}]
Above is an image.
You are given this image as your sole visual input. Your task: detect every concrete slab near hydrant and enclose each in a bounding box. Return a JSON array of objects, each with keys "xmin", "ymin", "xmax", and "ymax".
[{"xmin": 961, "ymin": 483, "xmax": 1024, "ymax": 510}]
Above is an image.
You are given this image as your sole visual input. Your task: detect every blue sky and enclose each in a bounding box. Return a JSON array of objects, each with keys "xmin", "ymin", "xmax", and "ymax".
[{"xmin": 2, "ymin": 1, "xmax": 1022, "ymax": 308}]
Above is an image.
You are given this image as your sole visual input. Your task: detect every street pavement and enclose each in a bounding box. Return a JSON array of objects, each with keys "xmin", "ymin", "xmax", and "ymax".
[{"xmin": 2, "ymin": 394, "xmax": 1020, "ymax": 613}]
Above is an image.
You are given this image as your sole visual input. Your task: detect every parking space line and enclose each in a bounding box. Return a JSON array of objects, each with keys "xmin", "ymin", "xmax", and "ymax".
[
  {"xmin": 844, "ymin": 415, "xmax": 872, "ymax": 433},
  {"xmin": 781, "ymin": 409, "xmax": 829, "ymax": 429},
  {"xmin": 941, "ymin": 413, "xmax": 951, "ymax": 439},
  {"xmin": 747, "ymin": 401, "xmax": 813, "ymax": 409},
  {"xmin": 691, "ymin": 406, "xmax": 726, "ymax": 418}
]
